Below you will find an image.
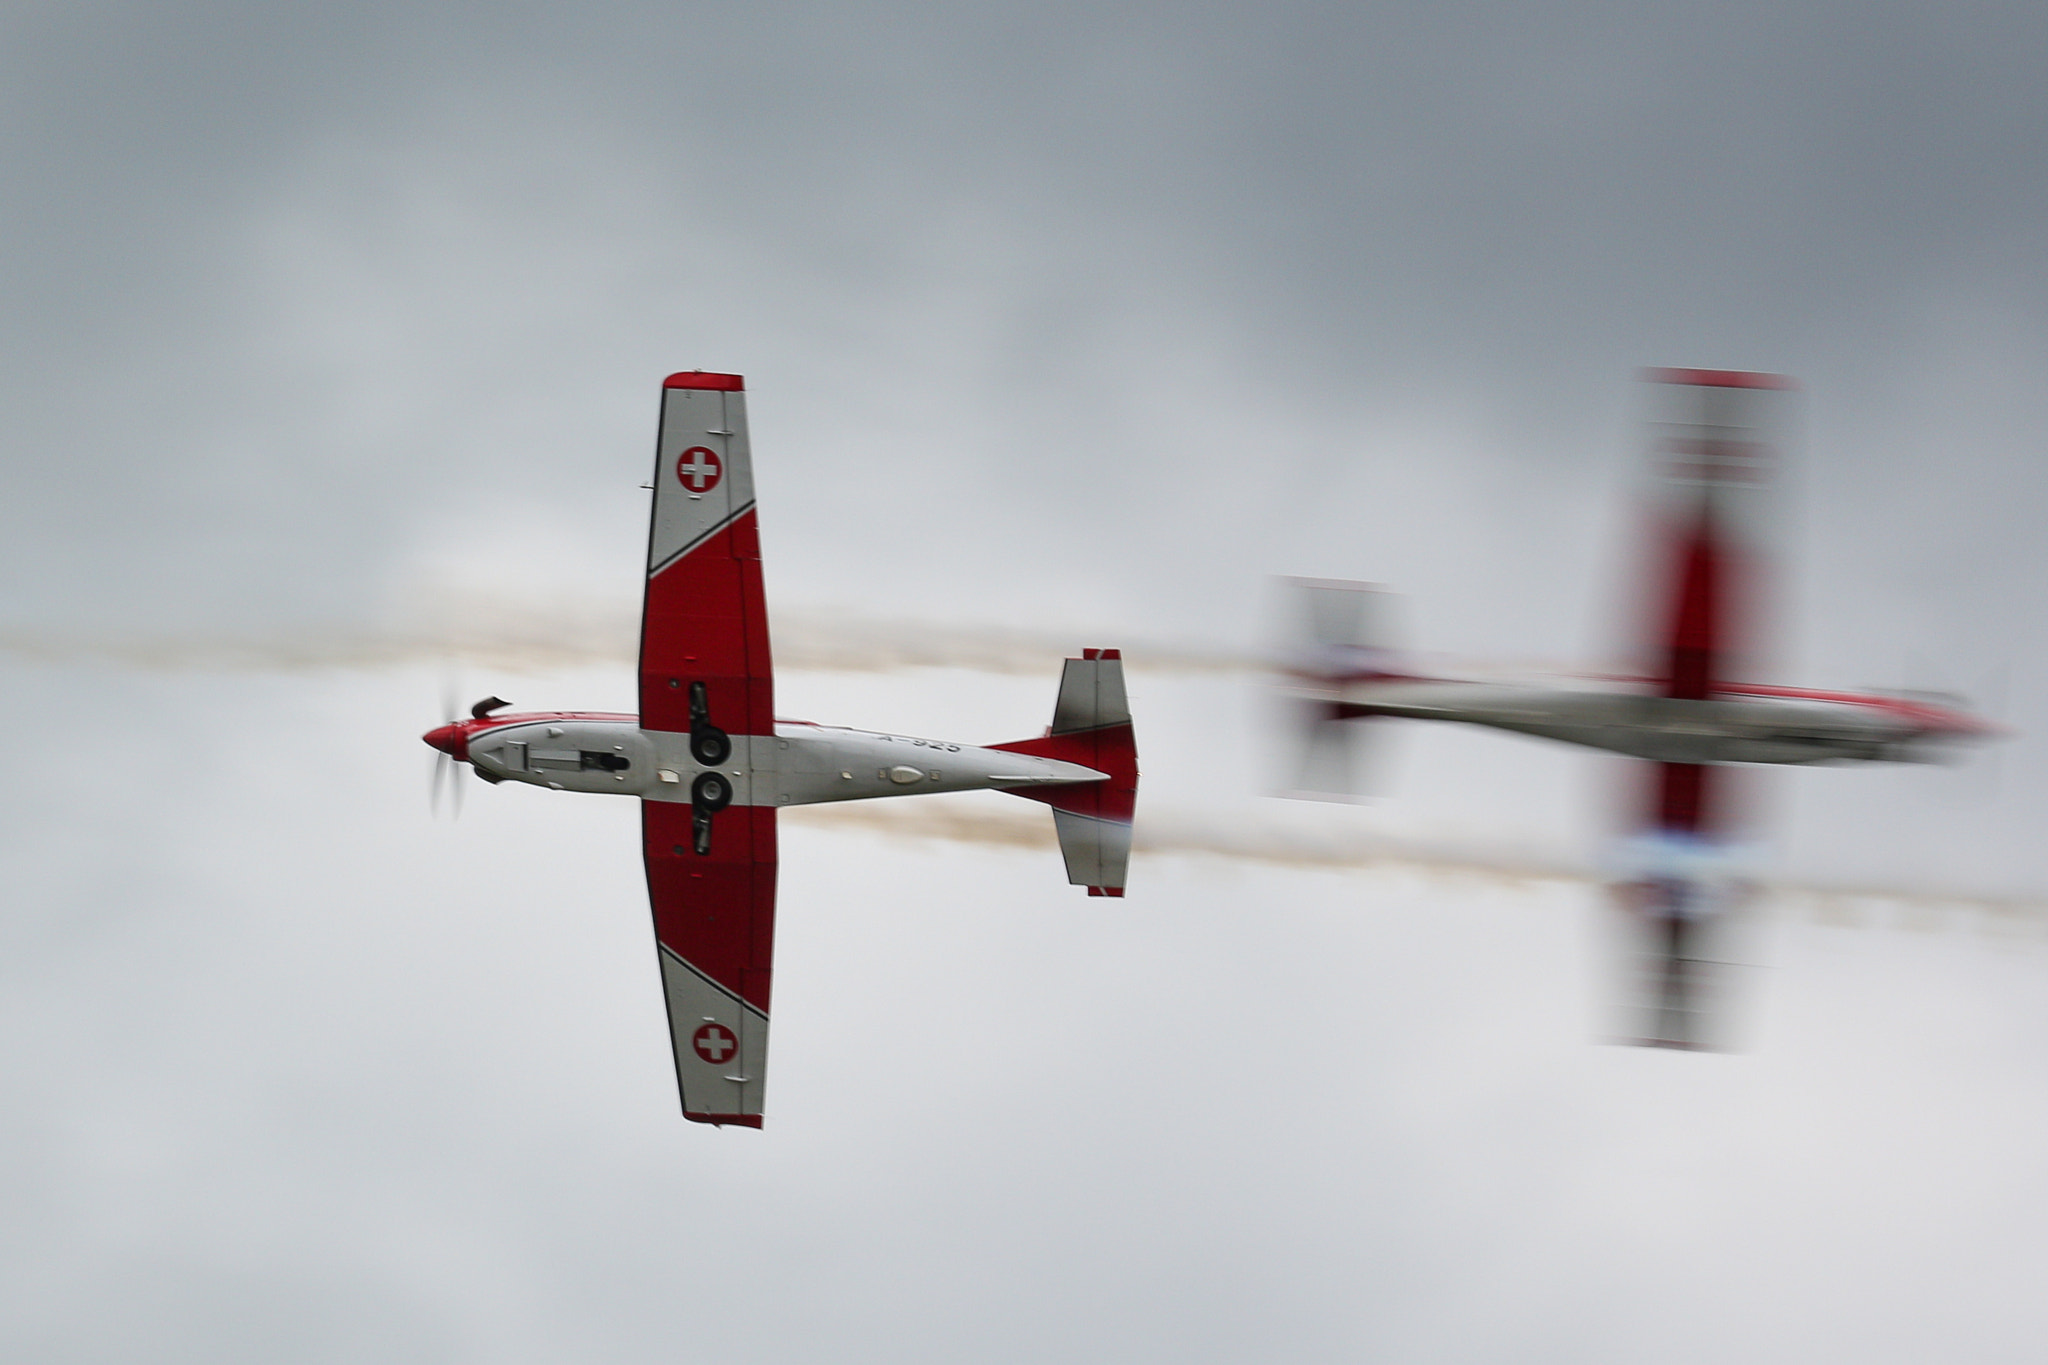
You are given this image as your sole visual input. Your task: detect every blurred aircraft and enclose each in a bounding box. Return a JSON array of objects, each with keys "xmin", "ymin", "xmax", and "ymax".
[
  {"xmin": 424, "ymin": 373, "xmax": 1138, "ymax": 1126},
  {"xmin": 1278, "ymin": 369, "xmax": 2001, "ymax": 1048}
]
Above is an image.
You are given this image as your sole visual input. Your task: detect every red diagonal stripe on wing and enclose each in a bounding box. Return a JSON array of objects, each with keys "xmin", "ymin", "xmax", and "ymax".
[
  {"xmin": 639, "ymin": 509, "xmax": 773, "ymax": 736},
  {"xmin": 644, "ymin": 803, "xmax": 778, "ymax": 1014}
]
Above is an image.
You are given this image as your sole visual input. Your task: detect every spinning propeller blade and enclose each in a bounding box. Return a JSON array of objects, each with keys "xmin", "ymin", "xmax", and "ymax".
[
  {"xmin": 429, "ymin": 749, "xmax": 465, "ymax": 819},
  {"xmin": 426, "ymin": 680, "xmax": 498, "ymax": 819}
]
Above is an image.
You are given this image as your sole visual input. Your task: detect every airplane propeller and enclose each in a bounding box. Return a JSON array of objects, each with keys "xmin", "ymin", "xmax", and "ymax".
[
  {"xmin": 426, "ymin": 688, "xmax": 514, "ymax": 819},
  {"xmin": 430, "ymin": 746, "xmax": 463, "ymax": 819},
  {"xmin": 429, "ymin": 680, "xmax": 464, "ymax": 819}
]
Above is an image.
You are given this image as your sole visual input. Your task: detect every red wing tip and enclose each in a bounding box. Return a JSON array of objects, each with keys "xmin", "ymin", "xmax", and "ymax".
[
  {"xmin": 1643, "ymin": 367, "xmax": 1799, "ymax": 391},
  {"xmin": 663, "ymin": 371, "xmax": 746, "ymax": 391},
  {"xmin": 683, "ymin": 1111, "xmax": 764, "ymax": 1128},
  {"xmin": 1081, "ymin": 648, "xmax": 1123, "ymax": 661},
  {"xmin": 1087, "ymin": 885, "xmax": 1126, "ymax": 898}
]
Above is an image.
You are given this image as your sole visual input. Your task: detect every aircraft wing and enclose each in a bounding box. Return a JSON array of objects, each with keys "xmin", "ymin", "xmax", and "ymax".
[
  {"xmin": 639, "ymin": 372, "xmax": 778, "ymax": 1126},
  {"xmin": 643, "ymin": 802, "xmax": 776, "ymax": 1125},
  {"xmin": 1636, "ymin": 369, "xmax": 1796, "ymax": 837},
  {"xmin": 1639, "ymin": 368, "xmax": 1796, "ymax": 706},
  {"xmin": 641, "ymin": 372, "xmax": 773, "ymax": 736},
  {"xmin": 1620, "ymin": 370, "xmax": 1792, "ymax": 1048}
]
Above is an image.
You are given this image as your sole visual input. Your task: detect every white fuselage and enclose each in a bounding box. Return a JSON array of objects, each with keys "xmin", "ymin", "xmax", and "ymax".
[
  {"xmin": 463, "ymin": 716, "xmax": 1103, "ymax": 803},
  {"xmin": 1337, "ymin": 678, "xmax": 1973, "ymax": 766}
]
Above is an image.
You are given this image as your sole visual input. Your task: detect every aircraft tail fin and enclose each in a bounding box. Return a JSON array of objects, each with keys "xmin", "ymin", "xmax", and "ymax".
[
  {"xmin": 991, "ymin": 650, "xmax": 1138, "ymax": 896},
  {"xmin": 1280, "ymin": 696, "xmax": 1377, "ymax": 801},
  {"xmin": 1274, "ymin": 578, "xmax": 1400, "ymax": 800},
  {"xmin": 1280, "ymin": 577, "xmax": 1405, "ymax": 683}
]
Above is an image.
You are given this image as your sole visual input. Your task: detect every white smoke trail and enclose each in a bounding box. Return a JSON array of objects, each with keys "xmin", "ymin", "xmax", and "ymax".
[
  {"xmin": 7, "ymin": 595, "xmax": 2031, "ymax": 926},
  {"xmin": 0, "ymin": 599, "xmax": 1252, "ymax": 676},
  {"xmin": 784, "ymin": 798, "xmax": 1585, "ymax": 883},
  {"xmin": 782, "ymin": 799, "xmax": 2048, "ymax": 935}
]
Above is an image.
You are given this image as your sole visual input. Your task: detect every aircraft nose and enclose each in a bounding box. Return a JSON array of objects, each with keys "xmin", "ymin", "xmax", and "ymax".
[{"xmin": 423, "ymin": 723, "xmax": 469, "ymax": 761}]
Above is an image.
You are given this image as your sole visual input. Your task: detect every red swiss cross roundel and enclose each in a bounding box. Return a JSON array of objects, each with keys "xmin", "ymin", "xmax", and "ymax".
[
  {"xmin": 676, "ymin": 445, "xmax": 723, "ymax": 493},
  {"xmin": 691, "ymin": 1022, "xmax": 738, "ymax": 1065}
]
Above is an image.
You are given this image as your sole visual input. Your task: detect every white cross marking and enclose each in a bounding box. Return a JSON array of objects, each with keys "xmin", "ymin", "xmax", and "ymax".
[
  {"xmin": 693, "ymin": 1024, "xmax": 736, "ymax": 1062},
  {"xmin": 677, "ymin": 446, "xmax": 722, "ymax": 492}
]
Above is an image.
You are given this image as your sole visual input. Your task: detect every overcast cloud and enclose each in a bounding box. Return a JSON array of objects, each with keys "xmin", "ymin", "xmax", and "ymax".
[{"xmin": 7, "ymin": 4, "xmax": 2048, "ymax": 1361}]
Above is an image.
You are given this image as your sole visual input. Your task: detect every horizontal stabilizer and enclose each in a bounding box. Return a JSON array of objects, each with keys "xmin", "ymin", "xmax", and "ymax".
[
  {"xmin": 1280, "ymin": 577, "xmax": 1404, "ymax": 684},
  {"xmin": 1051, "ymin": 649, "xmax": 1132, "ymax": 733},
  {"xmin": 1281, "ymin": 696, "xmax": 1376, "ymax": 802},
  {"xmin": 1054, "ymin": 810, "xmax": 1133, "ymax": 897},
  {"xmin": 992, "ymin": 650, "xmax": 1138, "ymax": 894},
  {"xmin": 1273, "ymin": 580, "xmax": 1395, "ymax": 800}
]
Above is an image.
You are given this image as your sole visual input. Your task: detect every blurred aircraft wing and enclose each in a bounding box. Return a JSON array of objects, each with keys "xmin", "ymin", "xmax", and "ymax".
[
  {"xmin": 1636, "ymin": 368, "xmax": 1796, "ymax": 837},
  {"xmin": 1620, "ymin": 369, "xmax": 1794, "ymax": 1049},
  {"xmin": 639, "ymin": 372, "xmax": 778, "ymax": 1126},
  {"xmin": 1639, "ymin": 368, "xmax": 1796, "ymax": 703}
]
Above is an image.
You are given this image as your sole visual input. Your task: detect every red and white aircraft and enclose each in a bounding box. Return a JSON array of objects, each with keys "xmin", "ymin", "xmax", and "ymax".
[
  {"xmin": 1282, "ymin": 369, "xmax": 2000, "ymax": 1047},
  {"xmin": 425, "ymin": 373, "xmax": 1138, "ymax": 1125}
]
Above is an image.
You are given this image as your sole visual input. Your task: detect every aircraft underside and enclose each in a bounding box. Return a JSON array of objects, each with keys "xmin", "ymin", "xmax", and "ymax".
[
  {"xmin": 1280, "ymin": 369, "xmax": 1998, "ymax": 1052},
  {"xmin": 425, "ymin": 373, "xmax": 1141, "ymax": 1126},
  {"xmin": 1339, "ymin": 683, "xmax": 1938, "ymax": 766}
]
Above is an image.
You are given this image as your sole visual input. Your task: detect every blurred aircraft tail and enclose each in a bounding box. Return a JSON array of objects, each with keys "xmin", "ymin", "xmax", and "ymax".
[
  {"xmin": 1273, "ymin": 578, "xmax": 1403, "ymax": 801},
  {"xmin": 1279, "ymin": 577, "xmax": 1405, "ymax": 684}
]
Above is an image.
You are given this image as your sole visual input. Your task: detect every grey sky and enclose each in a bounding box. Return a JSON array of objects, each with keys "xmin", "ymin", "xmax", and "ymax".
[
  {"xmin": 7, "ymin": 4, "xmax": 2048, "ymax": 1361},
  {"xmin": 7, "ymin": 2, "xmax": 2047, "ymax": 636}
]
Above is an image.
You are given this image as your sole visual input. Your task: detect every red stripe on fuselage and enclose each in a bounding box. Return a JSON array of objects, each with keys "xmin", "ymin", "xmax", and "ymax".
[
  {"xmin": 1716, "ymin": 682, "xmax": 1995, "ymax": 734},
  {"xmin": 1643, "ymin": 368, "xmax": 1798, "ymax": 391},
  {"xmin": 428, "ymin": 711, "xmax": 638, "ymax": 761}
]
